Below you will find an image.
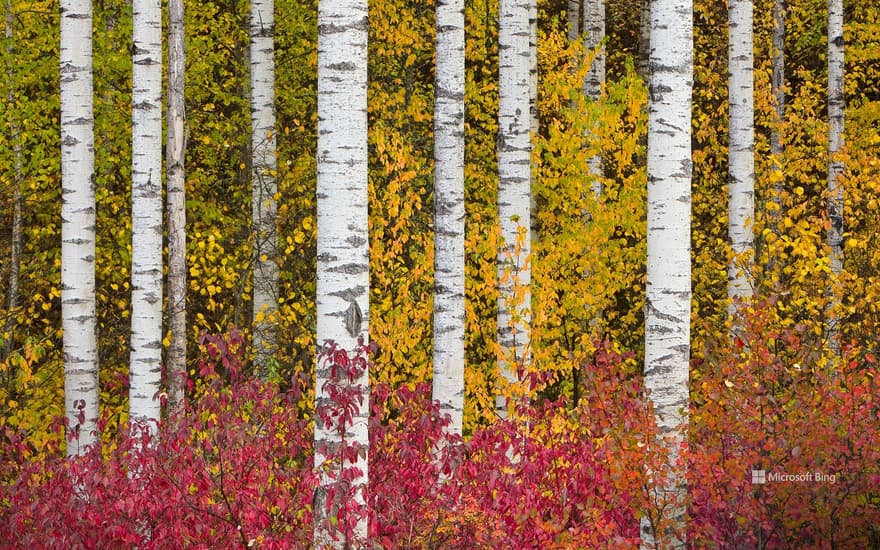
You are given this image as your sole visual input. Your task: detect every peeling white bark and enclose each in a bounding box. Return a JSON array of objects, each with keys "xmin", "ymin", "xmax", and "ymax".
[
  {"xmin": 496, "ymin": 0, "xmax": 532, "ymax": 418},
  {"xmin": 642, "ymin": 0, "xmax": 692, "ymax": 546},
  {"xmin": 315, "ymin": 0, "xmax": 370, "ymax": 544},
  {"xmin": 432, "ymin": 0, "xmax": 466, "ymax": 437},
  {"xmin": 61, "ymin": 0, "xmax": 99, "ymax": 456},
  {"xmin": 129, "ymin": 0, "xmax": 163, "ymax": 433}
]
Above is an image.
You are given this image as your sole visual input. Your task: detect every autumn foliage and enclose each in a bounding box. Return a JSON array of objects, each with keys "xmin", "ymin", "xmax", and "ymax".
[
  {"xmin": 2, "ymin": 323, "xmax": 877, "ymax": 547},
  {"xmin": 2, "ymin": 0, "xmax": 880, "ymax": 547},
  {"xmin": 689, "ymin": 301, "xmax": 880, "ymax": 547},
  {"xmin": 0, "ymin": 333, "xmax": 643, "ymax": 548}
]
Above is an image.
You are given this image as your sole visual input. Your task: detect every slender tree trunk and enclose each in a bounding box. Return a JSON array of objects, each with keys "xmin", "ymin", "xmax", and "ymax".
[
  {"xmin": 637, "ymin": 0, "xmax": 650, "ymax": 82},
  {"xmin": 315, "ymin": 0, "xmax": 370, "ymax": 544},
  {"xmin": 642, "ymin": 0, "xmax": 692, "ymax": 546},
  {"xmin": 4, "ymin": 2, "xmax": 22, "ymax": 360},
  {"xmin": 529, "ymin": 1, "xmax": 539, "ymax": 263},
  {"xmin": 60, "ymin": 0, "xmax": 99, "ymax": 455},
  {"xmin": 770, "ymin": 0, "xmax": 784, "ymax": 160},
  {"xmin": 129, "ymin": 0, "xmax": 163, "ymax": 432},
  {"xmin": 432, "ymin": 0, "xmax": 466, "ymax": 437},
  {"xmin": 827, "ymin": 0, "xmax": 844, "ymax": 273},
  {"xmin": 250, "ymin": 0, "xmax": 278, "ymax": 373},
  {"xmin": 826, "ymin": 0, "xmax": 844, "ymax": 347},
  {"xmin": 583, "ymin": 0, "xmax": 604, "ymax": 193},
  {"xmin": 727, "ymin": 0, "xmax": 755, "ymax": 316},
  {"xmin": 529, "ymin": 0, "xmax": 538, "ymax": 137},
  {"xmin": 769, "ymin": 0, "xmax": 784, "ymax": 232},
  {"xmin": 528, "ymin": 1, "xmax": 539, "ymax": 255},
  {"xmin": 496, "ymin": 0, "xmax": 532, "ymax": 418},
  {"xmin": 166, "ymin": 0, "xmax": 186, "ymax": 413},
  {"xmin": 567, "ymin": 0, "xmax": 580, "ymax": 41}
]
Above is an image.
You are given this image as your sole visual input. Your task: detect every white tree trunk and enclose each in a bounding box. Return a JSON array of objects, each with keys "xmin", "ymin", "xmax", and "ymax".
[
  {"xmin": 60, "ymin": 0, "xmax": 99, "ymax": 455},
  {"xmin": 770, "ymin": 0, "xmax": 784, "ymax": 227},
  {"xmin": 567, "ymin": 0, "xmax": 579, "ymax": 42},
  {"xmin": 583, "ymin": 0, "xmax": 605, "ymax": 192},
  {"xmin": 827, "ymin": 0, "xmax": 844, "ymax": 278},
  {"xmin": 250, "ymin": 0, "xmax": 279, "ymax": 372},
  {"xmin": 771, "ymin": 0, "xmax": 785, "ymax": 159},
  {"xmin": 496, "ymin": 0, "xmax": 532, "ymax": 418},
  {"xmin": 4, "ymin": 1, "xmax": 23, "ymax": 360},
  {"xmin": 727, "ymin": 0, "xmax": 755, "ymax": 314},
  {"xmin": 826, "ymin": 0, "xmax": 844, "ymax": 350},
  {"xmin": 166, "ymin": 0, "xmax": 186, "ymax": 412},
  {"xmin": 529, "ymin": 0, "xmax": 538, "ymax": 137},
  {"xmin": 129, "ymin": 0, "xmax": 163, "ymax": 432},
  {"xmin": 642, "ymin": 0, "xmax": 692, "ymax": 546},
  {"xmin": 315, "ymin": 0, "xmax": 369, "ymax": 544},
  {"xmin": 432, "ymin": 0, "xmax": 466, "ymax": 437}
]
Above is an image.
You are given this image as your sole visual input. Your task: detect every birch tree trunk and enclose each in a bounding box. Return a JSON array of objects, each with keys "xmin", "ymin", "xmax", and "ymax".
[
  {"xmin": 770, "ymin": 0, "xmax": 784, "ymax": 228},
  {"xmin": 826, "ymin": 0, "xmax": 844, "ymax": 350},
  {"xmin": 642, "ymin": 0, "xmax": 692, "ymax": 546},
  {"xmin": 432, "ymin": 0, "xmax": 466, "ymax": 437},
  {"xmin": 529, "ymin": 0, "xmax": 539, "ymax": 249},
  {"xmin": 583, "ymin": 0, "xmax": 604, "ymax": 192},
  {"xmin": 496, "ymin": 0, "xmax": 532, "ymax": 418},
  {"xmin": 60, "ymin": 0, "xmax": 99, "ymax": 455},
  {"xmin": 4, "ymin": 1, "xmax": 22, "ymax": 360},
  {"xmin": 827, "ymin": 0, "xmax": 844, "ymax": 278},
  {"xmin": 166, "ymin": 0, "xmax": 186, "ymax": 413},
  {"xmin": 567, "ymin": 0, "xmax": 580, "ymax": 42},
  {"xmin": 727, "ymin": 0, "xmax": 755, "ymax": 315},
  {"xmin": 315, "ymin": 0, "xmax": 369, "ymax": 544},
  {"xmin": 250, "ymin": 0, "xmax": 279, "ymax": 373},
  {"xmin": 637, "ymin": 0, "xmax": 650, "ymax": 82},
  {"xmin": 129, "ymin": 0, "xmax": 163, "ymax": 432},
  {"xmin": 770, "ymin": 0, "xmax": 785, "ymax": 160}
]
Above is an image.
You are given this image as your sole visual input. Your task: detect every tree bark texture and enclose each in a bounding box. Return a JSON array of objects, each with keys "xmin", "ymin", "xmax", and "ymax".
[
  {"xmin": 250, "ymin": 0, "xmax": 279, "ymax": 373},
  {"xmin": 315, "ymin": 0, "xmax": 370, "ymax": 544},
  {"xmin": 827, "ymin": 0, "xmax": 844, "ymax": 278},
  {"xmin": 129, "ymin": 0, "xmax": 163, "ymax": 431},
  {"xmin": 584, "ymin": 0, "xmax": 605, "ymax": 193},
  {"xmin": 727, "ymin": 0, "xmax": 755, "ymax": 314},
  {"xmin": 166, "ymin": 0, "xmax": 187, "ymax": 413},
  {"xmin": 432, "ymin": 0, "xmax": 466, "ymax": 437},
  {"xmin": 4, "ymin": 2, "xmax": 22, "ymax": 360},
  {"xmin": 642, "ymin": 0, "xmax": 692, "ymax": 546},
  {"xmin": 496, "ymin": 0, "xmax": 532, "ymax": 418},
  {"xmin": 60, "ymin": 0, "xmax": 100, "ymax": 455}
]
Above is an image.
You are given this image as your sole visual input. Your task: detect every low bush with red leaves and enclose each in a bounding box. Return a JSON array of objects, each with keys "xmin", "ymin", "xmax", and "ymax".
[{"xmin": 1, "ymin": 313, "xmax": 878, "ymax": 548}]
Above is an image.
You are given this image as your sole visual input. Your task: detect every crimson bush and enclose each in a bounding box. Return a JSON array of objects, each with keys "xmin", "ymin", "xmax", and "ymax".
[{"xmin": 1, "ymin": 319, "xmax": 878, "ymax": 548}]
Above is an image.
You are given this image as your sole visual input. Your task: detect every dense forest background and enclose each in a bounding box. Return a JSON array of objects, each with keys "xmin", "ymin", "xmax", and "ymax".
[
  {"xmin": 1, "ymin": 0, "xmax": 880, "ymax": 546},
  {"xmin": 3, "ymin": 0, "xmax": 877, "ymax": 439}
]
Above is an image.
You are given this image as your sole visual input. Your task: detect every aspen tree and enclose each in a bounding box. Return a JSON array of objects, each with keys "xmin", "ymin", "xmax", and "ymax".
[
  {"xmin": 432, "ymin": 0, "xmax": 466, "ymax": 436},
  {"xmin": 642, "ymin": 0, "xmax": 692, "ymax": 545},
  {"xmin": 129, "ymin": 0, "xmax": 163, "ymax": 432},
  {"xmin": 315, "ymin": 0, "xmax": 370, "ymax": 543},
  {"xmin": 60, "ymin": 0, "xmax": 99, "ymax": 454}
]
